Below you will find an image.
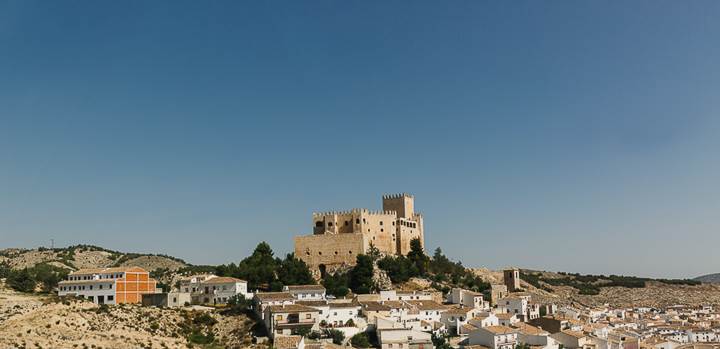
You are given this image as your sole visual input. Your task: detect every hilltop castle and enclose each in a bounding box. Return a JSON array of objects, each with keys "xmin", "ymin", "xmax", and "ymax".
[{"xmin": 294, "ymin": 193, "xmax": 425, "ymax": 276}]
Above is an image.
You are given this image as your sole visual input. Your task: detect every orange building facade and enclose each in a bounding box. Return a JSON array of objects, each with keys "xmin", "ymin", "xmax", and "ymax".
[{"xmin": 58, "ymin": 266, "xmax": 159, "ymax": 305}]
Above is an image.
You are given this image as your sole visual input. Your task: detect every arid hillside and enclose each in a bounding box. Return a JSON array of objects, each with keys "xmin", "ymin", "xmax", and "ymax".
[
  {"xmin": 470, "ymin": 268, "xmax": 720, "ymax": 308},
  {"xmin": 0, "ymin": 245, "xmax": 188, "ymax": 274},
  {"xmin": 695, "ymin": 273, "xmax": 720, "ymax": 284},
  {"xmin": 0, "ymin": 281, "xmax": 262, "ymax": 349}
]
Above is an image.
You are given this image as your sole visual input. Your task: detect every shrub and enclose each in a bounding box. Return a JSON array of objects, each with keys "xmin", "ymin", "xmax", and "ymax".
[
  {"xmin": 326, "ymin": 329, "xmax": 345, "ymax": 345},
  {"xmin": 7, "ymin": 268, "xmax": 36, "ymax": 293},
  {"xmin": 351, "ymin": 332, "xmax": 371, "ymax": 348},
  {"xmin": 187, "ymin": 331, "xmax": 214, "ymax": 345}
]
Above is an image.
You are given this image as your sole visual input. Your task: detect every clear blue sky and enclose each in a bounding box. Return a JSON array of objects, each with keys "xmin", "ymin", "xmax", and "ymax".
[{"xmin": 2, "ymin": 1, "xmax": 719, "ymax": 279}]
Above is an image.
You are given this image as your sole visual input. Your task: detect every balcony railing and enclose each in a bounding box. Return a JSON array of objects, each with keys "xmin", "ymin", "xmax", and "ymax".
[{"xmin": 274, "ymin": 319, "xmax": 316, "ymax": 328}]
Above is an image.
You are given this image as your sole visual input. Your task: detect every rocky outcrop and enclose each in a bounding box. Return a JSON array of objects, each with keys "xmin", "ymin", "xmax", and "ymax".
[{"xmin": 373, "ymin": 263, "xmax": 393, "ymax": 291}]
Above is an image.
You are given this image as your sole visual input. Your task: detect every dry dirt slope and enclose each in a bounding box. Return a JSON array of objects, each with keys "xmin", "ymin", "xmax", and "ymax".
[
  {"xmin": 0, "ymin": 281, "xmax": 260, "ymax": 349},
  {"xmin": 0, "ymin": 245, "xmax": 188, "ymax": 275},
  {"xmin": 470, "ymin": 268, "xmax": 720, "ymax": 308}
]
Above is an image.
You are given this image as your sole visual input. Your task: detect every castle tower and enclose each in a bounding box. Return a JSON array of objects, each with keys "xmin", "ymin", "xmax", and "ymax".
[
  {"xmin": 382, "ymin": 193, "xmax": 414, "ymax": 218},
  {"xmin": 296, "ymin": 193, "xmax": 425, "ymax": 277},
  {"xmin": 504, "ymin": 268, "xmax": 521, "ymax": 292}
]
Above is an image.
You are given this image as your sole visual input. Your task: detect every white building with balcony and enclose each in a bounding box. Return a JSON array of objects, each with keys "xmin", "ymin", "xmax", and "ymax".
[
  {"xmin": 468, "ymin": 325, "xmax": 519, "ymax": 349},
  {"xmin": 196, "ymin": 276, "xmax": 249, "ymax": 304},
  {"xmin": 283, "ymin": 285, "xmax": 326, "ymax": 301}
]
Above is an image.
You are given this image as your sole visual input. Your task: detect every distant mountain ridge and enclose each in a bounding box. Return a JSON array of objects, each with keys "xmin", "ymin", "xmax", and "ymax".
[{"xmin": 694, "ymin": 273, "xmax": 720, "ymax": 284}]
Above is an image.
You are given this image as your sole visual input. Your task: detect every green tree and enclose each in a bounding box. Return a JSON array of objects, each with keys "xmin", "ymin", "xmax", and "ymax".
[
  {"xmin": 292, "ymin": 326, "xmax": 312, "ymax": 337},
  {"xmin": 277, "ymin": 253, "xmax": 315, "ymax": 286},
  {"xmin": 31, "ymin": 264, "xmax": 69, "ymax": 292},
  {"xmin": 349, "ymin": 255, "xmax": 375, "ymax": 294},
  {"xmin": 367, "ymin": 243, "xmax": 381, "ymax": 262},
  {"xmin": 377, "ymin": 255, "xmax": 418, "ymax": 283},
  {"xmin": 218, "ymin": 242, "xmax": 280, "ymax": 291},
  {"xmin": 224, "ymin": 294, "xmax": 252, "ymax": 315},
  {"xmin": 326, "ymin": 329, "xmax": 345, "ymax": 345},
  {"xmin": 351, "ymin": 332, "xmax": 371, "ymax": 348},
  {"xmin": 430, "ymin": 247, "xmax": 454, "ymax": 275},
  {"xmin": 0, "ymin": 262, "xmax": 11, "ymax": 279},
  {"xmin": 432, "ymin": 333, "xmax": 452, "ymax": 349},
  {"xmin": 322, "ymin": 271, "xmax": 350, "ymax": 298},
  {"xmin": 7, "ymin": 268, "xmax": 36, "ymax": 293},
  {"xmin": 407, "ymin": 238, "xmax": 430, "ymax": 276}
]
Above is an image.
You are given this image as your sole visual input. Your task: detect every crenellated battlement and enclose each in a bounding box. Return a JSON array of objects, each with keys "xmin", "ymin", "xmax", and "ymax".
[
  {"xmin": 382, "ymin": 193, "xmax": 414, "ymax": 200},
  {"xmin": 312, "ymin": 208, "xmax": 398, "ymax": 218},
  {"xmin": 312, "ymin": 209, "xmax": 360, "ymax": 217},
  {"xmin": 300, "ymin": 194, "xmax": 424, "ymax": 271}
]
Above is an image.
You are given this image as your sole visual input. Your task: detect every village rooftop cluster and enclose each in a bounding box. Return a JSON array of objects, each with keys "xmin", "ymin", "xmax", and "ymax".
[{"xmin": 53, "ymin": 194, "xmax": 720, "ymax": 349}]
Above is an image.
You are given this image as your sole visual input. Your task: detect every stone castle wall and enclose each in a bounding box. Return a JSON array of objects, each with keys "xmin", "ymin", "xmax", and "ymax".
[
  {"xmin": 397, "ymin": 214, "xmax": 424, "ymax": 255},
  {"xmin": 296, "ymin": 194, "xmax": 425, "ymax": 273},
  {"xmin": 294, "ymin": 233, "xmax": 365, "ymax": 272}
]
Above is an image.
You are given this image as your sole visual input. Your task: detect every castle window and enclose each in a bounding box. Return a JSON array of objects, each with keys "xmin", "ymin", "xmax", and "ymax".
[
  {"xmin": 380, "ymin": 229, "xmax": 384, "ymax": 232},
  {"xmin": 306, "ymin": 251, "xmax": 311, "ymax": 256},
  {"xmin": 392, "ymin": 222, "xmax": 395, "ymax": 226},
  {"xmin": 363, "ymin": 218, "xmax": 366, "ymax": 223},
  {"xmin": 319, "ymin": 251, "xmax": 322, "ymax": 255},
  {"xmin": 349, "ymin": 251, "xmax": 353, "ymax": 254},
  {"xmin": 356, "ymin": 218, "xmax": 360, "ymax": 224},
  {"xmin": 334, "ymin": 251, "xmax": 338, "ymax": 255},
  {"xmin": 316, "ymin": 221, "xmax": 323, "ymax": 227},
  {"xmin": 380, "ymin": 221, "xmax": 383, "ymax": 225},
  {"xmin": 328, "ymin": 222, "xmax": 333, "ymax": 227}
]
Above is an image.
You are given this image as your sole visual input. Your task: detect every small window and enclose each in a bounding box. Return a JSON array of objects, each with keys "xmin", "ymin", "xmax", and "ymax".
[
  {"xmin": 328, "ymin": 222, "xmax": 333, "ymax": 227},
  {"xmin": 306, "ymin": 314, "xmax": 312, "ymax": 319},
  {"xmin": 356, "ymin": 218, "xmax": 360, "ymax": 224},
  {"xmin": 319, "ymin": 251, "xmax": 322, "ymax": 255},
  {"xmin": 380, "ymin": 228, "xmax": 384, "ymax": 232},
  {"xmin": 380, "ymin": 221, "xmax": 383, "ymax": 225},
  {"xmin": 108, "ymin": 296, "xmax": 114, "ymax": 301}
]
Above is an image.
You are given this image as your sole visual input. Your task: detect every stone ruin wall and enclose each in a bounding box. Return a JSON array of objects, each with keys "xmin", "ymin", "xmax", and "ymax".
[{"xmin": 294, "ymin": 233, "xmax": 365, "ymax": 276}]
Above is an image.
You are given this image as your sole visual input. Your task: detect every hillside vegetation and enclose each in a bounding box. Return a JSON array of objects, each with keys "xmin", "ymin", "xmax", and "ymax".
[
  {"xmin": 0, "ymin": 245, "xmax": 188, "ymax": 273},
  {"xmin": 694, "ymin": 273, "xmax": 720, "ymax": 284},
  {"xmin": 520, "ymin": 270, "xmax": 700, "ymax": 295},
  {"xmin": 0, "ymin": 281, "xmax": 259, "ymax": 349}
]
